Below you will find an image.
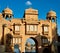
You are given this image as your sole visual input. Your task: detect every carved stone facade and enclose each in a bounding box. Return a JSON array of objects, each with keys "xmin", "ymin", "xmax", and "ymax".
[{"xmin": 0, "ymin": 7, "xmax": 58, "ymax": 53}]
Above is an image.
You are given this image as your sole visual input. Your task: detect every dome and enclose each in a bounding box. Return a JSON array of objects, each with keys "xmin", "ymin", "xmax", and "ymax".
[
  {"xmin": 3, "ymin": 7, "xmax": 13, "ymax": 15},
  {"xmin": 47, "ymin": 10, "xmax": 56, "ymax": 17}
]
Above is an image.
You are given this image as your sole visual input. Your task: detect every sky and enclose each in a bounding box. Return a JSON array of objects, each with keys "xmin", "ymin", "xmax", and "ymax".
[
  {"xmin": 26, "ymin": 38, "xmax": 35, "ymax": 44},
  {"xmin": 0, "ymin": 0, "xmax": 60, "ymax": 36}
]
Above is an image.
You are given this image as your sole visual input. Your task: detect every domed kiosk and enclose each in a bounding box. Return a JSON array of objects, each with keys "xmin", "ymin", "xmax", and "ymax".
[
  {"xmin": 2, "ymin": 7, "xmax": 13, "ymax": 19},
  {"xmin": 47, "ymin": 10, "xmax": 56, "ymax": 17},
  {"xmin": 46, "ymin": 10, "xmax": 57, "ymax": 22}
]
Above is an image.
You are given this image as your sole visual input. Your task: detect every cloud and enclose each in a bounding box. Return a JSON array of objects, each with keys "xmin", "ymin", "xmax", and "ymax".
[{"xmin": 26, "ymin": 1, "xmax": 32, "ymax": 6}]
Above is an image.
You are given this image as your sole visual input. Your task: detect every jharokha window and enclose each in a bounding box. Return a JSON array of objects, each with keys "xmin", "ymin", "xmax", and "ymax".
[
  {"xmin": 15, "ymin": 25, "xmax": 20, "ymax": 31},
  {"xmin": 44, "ymin": 26, "xmax": 48, "ymax": 32},
  {"xmin": 11, "ymin": 38, "xmax": 21, "ymax": 46},
  {"xmin": 42, "ymin": 25, "xmax": 49, "ymax": 35},
  {"xmin": 26, "ymin": 25, "xmax": 37, "ymax": 31},
  {"xmin": 26, "ymin": 25, "xmax": 38, "ymax": 34},
  {"xmin": 13, "ymin": 24, "xmax": 20, "ymax": 34}
]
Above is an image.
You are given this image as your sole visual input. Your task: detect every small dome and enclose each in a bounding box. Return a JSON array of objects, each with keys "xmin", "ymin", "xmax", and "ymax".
[
  {"xmin": 3, "ymin": 7, "xmax": 13, "ymax": 15},
  {"xmin": 47, "ymin": 10, "xmax": 56, "ymax": 17}
]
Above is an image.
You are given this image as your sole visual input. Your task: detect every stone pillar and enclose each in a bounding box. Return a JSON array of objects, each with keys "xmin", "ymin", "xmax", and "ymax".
[
  {"xmin": 21, "ymin": 37, "xmax": 26, "ymax": 53},
  {"xmin": 49, "ymin": 20, "xmax": 52, "ymax": 43}
]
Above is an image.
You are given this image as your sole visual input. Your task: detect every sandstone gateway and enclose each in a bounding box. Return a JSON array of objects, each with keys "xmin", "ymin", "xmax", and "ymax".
[{"xmin": 0, "ymin": 7, "xmax": 58, "ymax": 53}]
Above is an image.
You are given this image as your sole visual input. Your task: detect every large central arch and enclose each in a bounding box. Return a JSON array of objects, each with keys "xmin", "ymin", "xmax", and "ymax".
[{"xmin": 25, "ymin": 37, "xmax": 38, "ymax": 53}]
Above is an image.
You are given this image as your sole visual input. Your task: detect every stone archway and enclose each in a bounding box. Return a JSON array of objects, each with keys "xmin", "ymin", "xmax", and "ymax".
[{"xmin": 25, "ymin": 37, "xmax": 38, "ymax": 53}]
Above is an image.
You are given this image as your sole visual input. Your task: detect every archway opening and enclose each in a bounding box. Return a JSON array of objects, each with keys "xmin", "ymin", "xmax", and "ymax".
[{"xmin": 25, "ymin": 37, "xmax": 38, "ymax": 53}]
